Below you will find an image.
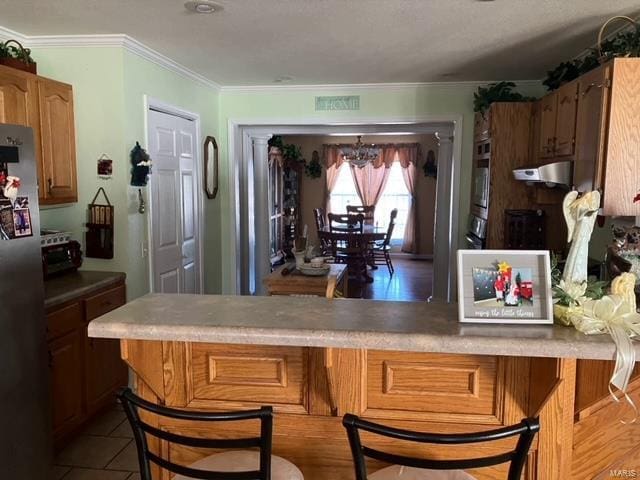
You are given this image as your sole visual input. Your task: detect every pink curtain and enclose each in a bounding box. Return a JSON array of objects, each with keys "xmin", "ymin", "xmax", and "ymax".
[
  {"xmin": 324, "ymin": 145, "xmax": 345, "ymax": 213},
  {"xmin": 350, "ymin": 162, "xmax": 391, "ymax": 208},
  {"xmin": 397, "ymin": 147, "xmax": 418, "ymax": 253}
]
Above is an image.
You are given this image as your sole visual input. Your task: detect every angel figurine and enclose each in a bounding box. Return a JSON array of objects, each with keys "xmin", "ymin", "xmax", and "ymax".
[{"xmin": 562, "ymin": 190, "xmax": 601, "ymax": 285}]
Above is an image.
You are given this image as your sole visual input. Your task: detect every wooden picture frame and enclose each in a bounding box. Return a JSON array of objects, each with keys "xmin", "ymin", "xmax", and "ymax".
[
  {"xmin": 457, "ymin": 249, "xmax": 553, "ymax": 324},
  {"xmin": 204, "ymin": 135, "xmax": 218, "ymax": 199}
]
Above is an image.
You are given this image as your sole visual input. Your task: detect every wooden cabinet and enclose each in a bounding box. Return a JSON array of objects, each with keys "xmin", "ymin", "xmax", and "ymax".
[
  {"xmin": 538, "ymin": 93, "xmax": 558, "ymax": 159},
  {"xmin": 38, "ymin": 78, "xmax": 77, "ymax": 203},
  {"xmin": 49, "ymin": 329, "xmax": 84, "ymax": 440},
  {"xmin": 538, "ymin": 81, "xmax": 578, "ymax": 159},
  {"xmin": 574, "ymin": 64, "xmax": 611, "ymax": 193},
  {"xmin": 0, "ymin": 65, "xmax": 77, "ymax": 205},
  {"xmin": 46, "ymin": 279, "xmax": 127, "ymax": 448},
  {"xmin": 554, "ymin": 82, "xmax": 578, "ymax": 156}
]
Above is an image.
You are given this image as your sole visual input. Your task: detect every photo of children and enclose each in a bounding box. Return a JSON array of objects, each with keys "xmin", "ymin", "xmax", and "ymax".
[
  {"xmin": 472, "ymin": 261, "xmax": 534, "ymax": 307},
  {"xmin": 12, "ymin": 196, "xmax": 32, "ymax": 238}
]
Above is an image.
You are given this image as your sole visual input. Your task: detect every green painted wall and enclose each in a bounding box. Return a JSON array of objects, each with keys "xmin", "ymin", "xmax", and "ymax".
[
  {"xmin": 218, "ymin": 83, "xmax": 545, "ymax": 292},
  {"xmin": 34, "ymin": 46, "xmax": 220, "ymax": 300}
]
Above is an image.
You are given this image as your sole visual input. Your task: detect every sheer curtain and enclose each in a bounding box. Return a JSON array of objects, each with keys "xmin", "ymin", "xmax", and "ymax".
[
  {"xmin": 324, "ymin": 145, "xmax": 344, "ymax": 213},
  {"xmin": 397, "ymin": 146, "xmax": 419, "ymax": 253}
]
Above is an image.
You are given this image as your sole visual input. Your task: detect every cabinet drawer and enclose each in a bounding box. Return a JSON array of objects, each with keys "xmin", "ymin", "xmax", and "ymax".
[
  {"xmin": 47, "ymin": 302, "xmax": 83, "ymax": 341},
  {"xmin": 189, "ymin": 344, "xmax": 307, "ymax": 411},
  {"xmin": 365, "ymin": 352, "xmax": 500, "ymax": 422},
  {"xmin": 84, "ymin": 284, "xmax": 126, "ymax": 321}
]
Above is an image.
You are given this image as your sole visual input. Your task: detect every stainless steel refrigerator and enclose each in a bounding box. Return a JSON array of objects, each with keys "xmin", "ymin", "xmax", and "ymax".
[{"xmin": 0, "ymin": 124, "xmax": 51, "ymax": 477}]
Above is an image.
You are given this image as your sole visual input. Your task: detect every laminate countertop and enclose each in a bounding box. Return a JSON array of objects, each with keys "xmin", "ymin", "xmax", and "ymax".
[
  {"xmin": 45, "ymin": 271, "xmax": 126, "ymax": 310},
  {"xmin": 86, "ymin": 293, "xmax": 637, "ymax": 361}
]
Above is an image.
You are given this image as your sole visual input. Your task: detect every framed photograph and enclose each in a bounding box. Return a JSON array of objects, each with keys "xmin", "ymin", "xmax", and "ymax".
[{"xmin": 457, "ymin": 249, "xmax": 553, "ymax": 324}]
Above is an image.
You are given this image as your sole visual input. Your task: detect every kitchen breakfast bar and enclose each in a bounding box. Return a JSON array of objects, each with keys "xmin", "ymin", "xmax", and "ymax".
[{"xmin": 88, "ymin": 295, "xmax": 640, "ymax": 480}]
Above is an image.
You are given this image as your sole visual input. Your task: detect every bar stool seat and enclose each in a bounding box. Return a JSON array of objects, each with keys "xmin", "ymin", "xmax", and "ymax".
[
  {"xmin": 174, "ymin": 450, "xmax": 304, "ymax": 480},
  {"xmin": 369, "ymin": 465, "xmax": 476, "ymax": 480}
]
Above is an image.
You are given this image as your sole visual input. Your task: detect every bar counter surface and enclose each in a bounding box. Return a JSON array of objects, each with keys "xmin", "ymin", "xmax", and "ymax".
[
  {"xmin": 88, "ymin": 294, "xmax": 640, "ymax": 480},
  {"xmin": 88, "ymin": 293, "xmax": 633, "ymax": 360}
]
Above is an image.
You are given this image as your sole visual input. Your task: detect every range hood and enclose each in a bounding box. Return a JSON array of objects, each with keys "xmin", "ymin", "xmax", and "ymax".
[{"xmin": 512, "ymin": 161, "xmax": 572, "ymax": 187}]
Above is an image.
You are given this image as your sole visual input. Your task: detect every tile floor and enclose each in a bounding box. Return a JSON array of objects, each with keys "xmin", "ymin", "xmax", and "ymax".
[{"xmin": 53, "ymin": 405, "xmax": 140, "ymax": 480}]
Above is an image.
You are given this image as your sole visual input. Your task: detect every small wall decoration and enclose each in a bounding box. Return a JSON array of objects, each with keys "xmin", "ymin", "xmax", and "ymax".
[
  {"xmin": 457, "ymin": 250, "xmax": 553, "ymax": 324},
  {"xmin": 86, "ymin": 187, "xmax": 114, "ymax": 259},
  {"xmin": 97, "ymin": 154, "xmax": 113, "ymax": 179},
  {"xmin": 315, "ymin": 95, "xmax": 360, "ymax": 111},
  {"xmin": 422, "ymin": 149, "xmax": 437, "ymax": 178},
  {"xmin": 130, "ymin": 142, "xmax": 152, "ymax": 187},
  {"xmin": 204, "ymin": 136, "xmax": 218, "ymax": 199}
]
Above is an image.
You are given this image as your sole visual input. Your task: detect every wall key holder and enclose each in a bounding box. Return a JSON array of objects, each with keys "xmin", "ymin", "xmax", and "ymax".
[{"xmin": 86, "ymin": 187, "xmax": 114, "ymax": 259}]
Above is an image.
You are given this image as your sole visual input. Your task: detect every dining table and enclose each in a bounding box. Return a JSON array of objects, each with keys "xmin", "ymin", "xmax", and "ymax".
[{"xmin": 318, "ymin": 225, "xmax": 386, "ymax": 283}]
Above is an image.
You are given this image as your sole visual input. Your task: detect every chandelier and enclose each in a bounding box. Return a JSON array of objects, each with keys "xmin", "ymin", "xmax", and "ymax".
[{"xmin": 342, "ymin": 136, "xmax": 379, "ymax": 168}]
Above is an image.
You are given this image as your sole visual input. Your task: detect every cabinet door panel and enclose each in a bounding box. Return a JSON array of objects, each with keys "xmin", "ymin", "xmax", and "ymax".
[
  {"xmin": 575, "ymin": 65, "xmax": 611, "ymax": 192},
  {"xmin": 38, "ymin": 78, "xmax": 77, "ymax": 203},
  {"xmin": 539, "ymin": 93, "xmax": 557, "ymax": 159},
  {"xmin": 365, "ymin": 351, "xmax": 500, "ymax": 423},
  {"xmin": 86, "ymin": 335, "xmax": 128, "ymax": 413},
  {"xmin": 85, "ymin": 285, "xmax": 126, "ymax": 320},
  {"xmin": 0, "ymin": 67, "xmax": 34, "ymax": 125},
  {"xmin": 555, "ymin": 82, "xmax": 578, "ymax": 156},
  {"xmin": 188, "ymin": 344, "xmax": 308, "ymax": 411},
  {"xmin": 47, "ymin": 302, "xmax": 83, "ymax": 341},
  {"xmin": 49, "ymin": 330, "xmax": 84, "ymax": 438}
]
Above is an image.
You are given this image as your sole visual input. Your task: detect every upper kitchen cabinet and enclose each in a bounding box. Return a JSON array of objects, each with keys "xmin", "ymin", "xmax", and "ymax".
[
  {"xmin": 598, "ymin": 59, "xmax": 640, "ymax": 216},
  {"xmin": 538, "ymin": 81, "xmax": 578, "ymax": 159},
  {"xmin": 0, "ymin": 65, "xmax": 78, "ymax": 205},
  {"xmin": 38, "ymin": 78, "xmax": 77, "ymax": 204},
  {"xmin": 574, "ymin": 63, "xmax": 612, "ymax": 194}
]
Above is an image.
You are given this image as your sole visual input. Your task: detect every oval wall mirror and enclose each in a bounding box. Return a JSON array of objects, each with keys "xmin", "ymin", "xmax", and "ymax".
[{"xmin": 204, "ymin": 135, "xmax": 218, "ymax": 199}]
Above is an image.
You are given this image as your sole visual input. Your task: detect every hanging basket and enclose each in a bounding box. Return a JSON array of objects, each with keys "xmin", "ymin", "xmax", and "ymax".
[
  {"xmin": 0, "ymin": 40, "xmax": 37, "ymax": 74},
  {"xmin": 597, "ymin": 15, "xmax": 638, "ymax": 64}
]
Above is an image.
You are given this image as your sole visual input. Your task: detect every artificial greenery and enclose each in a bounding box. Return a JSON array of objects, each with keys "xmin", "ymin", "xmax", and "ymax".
[
  {"xmin": 550, "ymin": 253, "xmax": 608, "ymax": 306},
  {"xmin": 473, "ymin": 82, "xmax": 536, "ymax": 114},
  {"xmin": 0, "ymin": 41, "xmax": 35, "ymax": 64},
  {"xmin": 268, "ymin": 136, "xmax": 322, "ymax": 179},
  {"xmin": 543, "ymin": 23, "xmax": 640, "ymax": 91}
]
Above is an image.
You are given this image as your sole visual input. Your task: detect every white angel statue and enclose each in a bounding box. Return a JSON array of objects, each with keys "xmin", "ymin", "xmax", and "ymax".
[{"xmin": 562, "ymin": 190, "xmax": 601, "ymax": 285}]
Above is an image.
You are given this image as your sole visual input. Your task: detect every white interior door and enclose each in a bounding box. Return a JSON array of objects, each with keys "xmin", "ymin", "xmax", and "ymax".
[{"xmin": 148, "ymin": 109, "xmax": 201, "ymax": 294}]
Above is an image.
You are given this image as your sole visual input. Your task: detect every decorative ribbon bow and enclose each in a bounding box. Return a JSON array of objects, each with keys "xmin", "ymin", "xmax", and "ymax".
[{"xmin": 570, "ymin": 293, "xmax": 640, "ymax": 423}]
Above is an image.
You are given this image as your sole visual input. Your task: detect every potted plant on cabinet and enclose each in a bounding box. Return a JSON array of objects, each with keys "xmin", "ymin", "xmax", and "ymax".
[{"xmin": 0, "ymin": 40, "xmax": 37, "ymax": 74}]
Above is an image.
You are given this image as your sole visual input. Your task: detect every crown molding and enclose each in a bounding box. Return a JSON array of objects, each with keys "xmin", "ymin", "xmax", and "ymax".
[
  {"xmin": 220, "ymin": 79, "xmax": 543, "ymax": 94},
  {"xmin": 0, "ymin": 26, "xmax": 220, "ymax": 91}
]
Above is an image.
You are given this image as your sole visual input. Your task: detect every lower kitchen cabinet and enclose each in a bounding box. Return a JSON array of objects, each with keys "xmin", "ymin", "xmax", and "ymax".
[{"xmin": 46, "ymin": 279, "xmax": 127, "ymax": 448}]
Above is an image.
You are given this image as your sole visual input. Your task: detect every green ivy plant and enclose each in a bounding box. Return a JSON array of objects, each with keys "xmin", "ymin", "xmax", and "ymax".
[
  {"xmin": 268, "ymin": 136, "xmax": 322, "ymax": 179},
  {"xmin": 473, "ymin": 82, "xmax": 536, "ymax": 114},
  {"xmin": 0, "ymin": 41, "xmax": 35, "ymax": 64},
  {"xmin": 543, "ymin": 23, "xmax": 640, "ymax": 91}
]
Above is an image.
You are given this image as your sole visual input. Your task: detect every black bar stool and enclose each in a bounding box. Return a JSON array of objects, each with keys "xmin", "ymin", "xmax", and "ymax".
[
  {"xmin": 118, "ymin": 388, "xmax": 304, "ymax": 480},
  {"xmin": 342, "ymin": 414, "xmax": 539, "ymax": 480}
]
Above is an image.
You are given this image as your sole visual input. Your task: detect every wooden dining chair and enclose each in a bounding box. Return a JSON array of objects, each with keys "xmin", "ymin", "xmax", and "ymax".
[
  {"xmin": 342, "ymin": 414, "xmax": 539, "ymax": 480},
  {"xmin": 370, "ymin": 208, "xmax": 398, "ymax": 276},
  {"xmin": 118, "ymin": 388, "xmax": 304, "ymax": 480},
  {"xmin": 320, "ymin": 231, "xmax": 368, "ymax": 288},
  {"xmin": 347, "ymin": 205, "xmax": 375, "ymax": 225},
  {"xmin": 328, "ymin": 213, "xmax": 365, "ymax": 233},
  {"xmin": 313, "ymin": 207, "xmax": 326, "ymax": 231}
]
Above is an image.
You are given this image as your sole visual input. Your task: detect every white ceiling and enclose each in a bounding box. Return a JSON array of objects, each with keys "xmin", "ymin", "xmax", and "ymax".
[{"xmin": 1, "ymin": 0, "xmax": 638, "ymax": 86}]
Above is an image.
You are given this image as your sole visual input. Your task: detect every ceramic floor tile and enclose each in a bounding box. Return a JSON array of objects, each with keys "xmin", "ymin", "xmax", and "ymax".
[
  {"xmin": 61, "ymin": 468, "xmax": 131, "ymax": 480},
  {"xmin": 127, "ymin": 474, "xmax": 141, "ymax": 480},
  {"xmin": 109, "ymin": 419, "xmax": 133, "ymax": 439},
  {"xmin": 51, "ymin": 465, "xmax": 71, "ymax": 479},
  {"xmin": 55, "ymin": 435, "xmax": 130, "ymax": 469},
  {"xmin": 106, "ymin": 441, "xmax": 139, "ymax": 472},
  {"xmin": 84, "ymin": 409, "xmax": 126, "ymax": 436}
]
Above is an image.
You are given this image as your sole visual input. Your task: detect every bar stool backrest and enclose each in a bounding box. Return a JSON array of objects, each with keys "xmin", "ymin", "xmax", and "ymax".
[
  {"xmin": 342, "ymin": 414, "xmax": 539, "ymax": 480},
  {"xmin": 118, "ymin": 388, "xmax": 273, "ymax": 480}
]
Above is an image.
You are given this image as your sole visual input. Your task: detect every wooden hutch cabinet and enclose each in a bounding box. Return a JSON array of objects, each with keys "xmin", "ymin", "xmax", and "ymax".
[{"xmin": 0, "ymin": 64, "xmax": 77, "ymax": 204}]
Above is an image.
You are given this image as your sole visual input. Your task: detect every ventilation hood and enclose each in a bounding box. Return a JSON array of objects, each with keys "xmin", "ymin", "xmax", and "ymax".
[{"xmin": 512, "ymin": 161, "xmax": 572, "ymax": 187}]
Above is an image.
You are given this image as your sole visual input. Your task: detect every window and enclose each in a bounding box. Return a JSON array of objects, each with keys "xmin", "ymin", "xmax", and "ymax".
[
  {"xmin": 375, "ymin": 162, "xmax": 410, "ymax": 244},
  {"xmin": 329, "ymin": 162, "xmax": 411, "ymax": 244}
]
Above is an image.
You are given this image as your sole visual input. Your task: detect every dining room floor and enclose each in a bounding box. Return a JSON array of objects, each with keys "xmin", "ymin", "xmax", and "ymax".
[
  {"xmin": 52, "ymin": 404, "xmax": 140, "ymax": 480},
  {"xmin": 355, "ymin": 256, "xmax": 433, "ymax": 301}
]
